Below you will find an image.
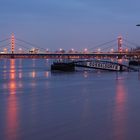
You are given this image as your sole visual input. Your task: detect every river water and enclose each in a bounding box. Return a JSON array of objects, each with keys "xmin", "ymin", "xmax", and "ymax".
[{"xmin": 0, "ymin": 59, "xmax": 140, "ymax": 140}]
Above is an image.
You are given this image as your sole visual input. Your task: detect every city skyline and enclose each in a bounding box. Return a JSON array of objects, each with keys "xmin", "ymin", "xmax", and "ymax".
[{"xmin": 0, "ymin": 0, "xmax": 140, "ymax": 51}]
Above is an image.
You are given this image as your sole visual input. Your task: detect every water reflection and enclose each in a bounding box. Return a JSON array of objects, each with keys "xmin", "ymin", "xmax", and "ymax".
[
  {"xmin": 32, "ymin": 59, "xmax": 36, "ymax": 67},
  {"xmin": 31, "ymin": 71, "xmax": 36, "ymax": 78},
  {"xmin": 3, "ymin": 59, "xmax": 7, "ymax": 79},
  {"xmin": 18, "ymin": 72, "xmax": 22, "ymax": 79},
  {"xmin": 18, "ymin": 59, "xmax": 23, "ymax": 79},
  {"xmin": 18, "ymin": 59, "xmax": 22, "ymax": 69},
  {"xmin": 5, "ymin": 59, "xmax": 19, "ymax": 140},
  {"xmin": 81, "ymin": 88, "xmax": 91, "ymax": 120},
  {"xmin": 5, "ymin": 95, "xmax": 19, "ymax": 140},
  {"xmin": 29, "ymin": 70, "xmax": 37, "ymax": 87},
  {"xmin": 83, "ymin": 71, "xmax": 88, "ymax": 78},
  {"xmin": 113, "ymin": 78, "xmax": 127, "ymax": 140},
  {"xmin": 4, "ymin": 59, "xmax": 7, "ymax": 69},
  {"xmin": 45, "ymin": 71, "xmax": 49, "ymax": 78},
  {"xmin": 9, "ymin": 59, "xmax": 16, "ymax": 95}
]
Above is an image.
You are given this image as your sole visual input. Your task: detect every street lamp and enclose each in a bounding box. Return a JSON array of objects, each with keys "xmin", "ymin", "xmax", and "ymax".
[
  {"xmin": 59, "ymin": 48, "xmax": 62, "ymax": 52},
  {"xmin": 97, "ymin": 48, "xmax": 101, "ymax": 53},
  {"xmin": 83, "ymin": 48, "xmax": 88, "ymax": 53},
  {"xmin": 71, "ymin": 48, "xmax": 74, "ymax": 52},
  {"xmin": 110, "ymin": 48, "xmax": 114, "ymax": 53}
]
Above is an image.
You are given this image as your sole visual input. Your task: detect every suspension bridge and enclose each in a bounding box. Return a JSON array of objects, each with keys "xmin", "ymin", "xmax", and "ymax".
[{"xmin": 0, "ymin": 34, "xmax": 140, "ymax": 59}]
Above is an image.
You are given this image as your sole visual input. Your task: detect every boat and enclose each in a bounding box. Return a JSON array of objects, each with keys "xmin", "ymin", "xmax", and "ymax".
[{"xmin": 51, "ymin": 62, "xmax": 75, "ymax": 71}]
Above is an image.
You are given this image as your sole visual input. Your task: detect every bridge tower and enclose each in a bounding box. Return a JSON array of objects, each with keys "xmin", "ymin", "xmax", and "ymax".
[
  {"xmin": 118, "ymin": 36, "xmax": 123, "ymax": 53},
  {"xmin": 11, "ymin": 33, "xmax": 15, "ymax": 54}
]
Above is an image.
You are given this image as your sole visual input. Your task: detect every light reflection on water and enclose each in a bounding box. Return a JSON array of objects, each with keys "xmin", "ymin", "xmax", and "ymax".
[
  {"xmin": 5, "ymin": 93, "xmax": 18, "ymax": 140},
  {"xmin": 9, "ymin": 59, "xmax": 17, "ymax": 95},
  {"xmin": 30, "ymin": 71, "xmax": 36, "ymax": 78},
  {"xmin": 113, "ymin": 78, "xmax": 127, "ymax": 140},
  {"xmin": 0, "ymin": 59, "xmax": 140, "ymax": 140},
  {"xmin": 5, "ymin": 59, "xmax": 19, "ymax": 140}
]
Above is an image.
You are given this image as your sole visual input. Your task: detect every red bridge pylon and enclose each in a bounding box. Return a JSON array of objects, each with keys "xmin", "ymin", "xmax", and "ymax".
[{"xmin": 11, "ymin": 33, "xmax": 15, "ymax": 54}]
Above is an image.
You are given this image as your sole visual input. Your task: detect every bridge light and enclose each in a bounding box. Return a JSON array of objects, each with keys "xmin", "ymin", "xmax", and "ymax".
[
  {"xmin": 84, "ymin": 48, "xmax": 87, "ymax": 51},
  {"xmin": 46, "ymin": 48, "xmax": 49, "ymax": 53},
  {"xmin": 125, "ymin": 48, "xmax": 128, "ymax": 52},
  {"xmin": 71, "ymin": 48, "xmax": 74, "ymax": 52},
  {"xmin": 71, "ymin": 48, "xmax": 74, "ymax": 53},
  {"xmin": 59, "ymin": 48, "xmax": 65, "ymax": 53},
  {"xmin": 84, "ymin": 48, "xmax": 88, "ymax": 53},
  {"xmin": 110, "ymin": 48, "xmax": 114, "ymax": 53},
  {"xmin": 3, "ymin": 48, "xmax": 7, "ymax": 53},
  {"xmin": 18, "ymin": 48, "xmax": 22, "ymax": 53},
  {"xmin": 97, "ymin": 48, "xmax": 101, "ymax": 53},
  {"xmin": 68, "ymin": 48, "xmax": 75, "ymax": 54}
]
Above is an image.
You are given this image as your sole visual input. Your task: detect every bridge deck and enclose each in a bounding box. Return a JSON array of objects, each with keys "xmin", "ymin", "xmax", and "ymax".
[{"xmin": 0, "ymin": 52, "xmax": 140, "ymax": 59}]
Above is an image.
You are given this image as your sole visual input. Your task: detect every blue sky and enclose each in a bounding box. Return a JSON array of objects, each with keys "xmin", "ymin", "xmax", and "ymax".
[{"xmin": 0, "ymin": 0, "xmax": 140, "ymax": 51}]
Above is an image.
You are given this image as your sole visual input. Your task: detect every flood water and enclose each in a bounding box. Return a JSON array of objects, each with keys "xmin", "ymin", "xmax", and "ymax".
[{"xmin": 0, "ymin": 59, "xmax": 140, "ymax": 140}]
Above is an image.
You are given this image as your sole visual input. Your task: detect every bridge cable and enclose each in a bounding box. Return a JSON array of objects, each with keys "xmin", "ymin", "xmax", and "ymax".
[
  {"xmin": 16, "ymin": 38, "xmax": 47, "ymax": 51},
  {"xmin": 123, "ymin": 43, "xmax": 135, "ymax": 50},
  {"xmin": 15, "ymin": 43, "xmax": 33, "ymax": 50},
  {"xmin": 101, "ymin": 43, "xmax": 117, "ymax": 51},
  {"xmin": 0, "ymin": 38, "xmax": 10, "ymax": 43},
  {"xmin": 123, "ymin": 39, "xmax": 140, "ymax": 47},
  {"xmin": 0, "ymin": 43, "xmax": 11, "ymax": 49},
  {"xmin": 88, "ymin": 39, "xmax": 116, "ymax": 51}
]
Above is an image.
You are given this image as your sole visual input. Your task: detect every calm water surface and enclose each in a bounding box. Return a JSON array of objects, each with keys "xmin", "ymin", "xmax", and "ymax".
[{"xmin": 0, "ymin": 59, "xmax": 140, "ymax": 140}]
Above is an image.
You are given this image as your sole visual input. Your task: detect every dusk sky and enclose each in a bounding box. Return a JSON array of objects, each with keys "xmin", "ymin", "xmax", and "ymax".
[{"xmin": 0, "ymin": 0, "xmax": 140, "ymax": 51}]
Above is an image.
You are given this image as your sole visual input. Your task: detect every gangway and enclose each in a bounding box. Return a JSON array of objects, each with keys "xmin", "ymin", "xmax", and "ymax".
[{"xmin": 51, "ymin": 60, "xmax": 138, "ymax": 72}]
